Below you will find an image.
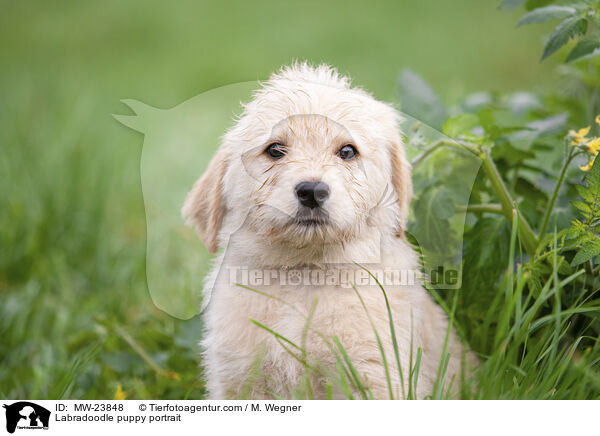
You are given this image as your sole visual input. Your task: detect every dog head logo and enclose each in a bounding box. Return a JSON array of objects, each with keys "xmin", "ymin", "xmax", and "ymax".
[
  {"xmin": 114, "ymin": 64, "xmax": 480, "ymax": 318},
  {"xmin": 3, "ymin": 402, "xmax": 50, "ymax": 434}
]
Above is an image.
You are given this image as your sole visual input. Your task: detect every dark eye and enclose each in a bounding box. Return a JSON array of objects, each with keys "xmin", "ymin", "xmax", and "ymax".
[
  {"xmin": 265, "ymin": 143, "xmax": 287, "ymax": 160},
  {"xmin": 338, "ymin": 144, "xmax": 358, "ymax": 161}
]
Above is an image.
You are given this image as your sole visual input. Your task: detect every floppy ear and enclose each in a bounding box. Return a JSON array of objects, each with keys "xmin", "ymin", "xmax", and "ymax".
[
  {"xmin": 389, "ymin": 140, "xmax": 413, "ymax": 238},
  {"xmin": 182, "ymin": 151, "xmax": 228, "ymax": 253}
]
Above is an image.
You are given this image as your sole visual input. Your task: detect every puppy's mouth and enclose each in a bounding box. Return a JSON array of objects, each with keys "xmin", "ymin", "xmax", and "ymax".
[{"xmin": 292, "ymin": 208, "xmax": 330, "ymax": 227}]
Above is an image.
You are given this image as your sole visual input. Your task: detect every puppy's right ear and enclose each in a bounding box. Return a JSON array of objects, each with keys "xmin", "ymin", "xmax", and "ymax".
[{"xmin": 182, "ymin": 151, "xmax": 228, "ymax": 254}]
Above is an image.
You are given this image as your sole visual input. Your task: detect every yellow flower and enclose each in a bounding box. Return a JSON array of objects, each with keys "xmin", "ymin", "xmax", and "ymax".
[
  {"xmin": 580, "ymin": 156, "xmax": 595, "ymax": 172},
  {"xmin": 587, "ymin": 137, "xmax": 600, "ymax": 155},
  {"xmin": 164, "ymin": 371, "xmax": 181, "ymax": 381},
  {"xmin": 570, "ymin": 126, "xmax": 591, "ymax": 145},
  {"xmin": 596, "ymin": 114, "xmax": 600, "ymax": 126},
  {"xmin": 114, "ymin": 383, "xmax": 127, "ymax": 400}
]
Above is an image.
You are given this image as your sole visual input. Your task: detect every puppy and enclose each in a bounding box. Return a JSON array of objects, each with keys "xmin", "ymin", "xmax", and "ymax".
[{"xmin": 183, "ymin": 63, "xmax": 470, "ymax": 399}]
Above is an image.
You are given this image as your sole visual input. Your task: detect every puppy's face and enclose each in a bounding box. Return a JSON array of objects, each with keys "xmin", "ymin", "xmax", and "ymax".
[
  {"xmin": 183, "ymin": 64, "xmax": 412, "ymax": 255},
  {"xmin": 238, "ymin": 113, "xmax": 392, "ymax": 248}
]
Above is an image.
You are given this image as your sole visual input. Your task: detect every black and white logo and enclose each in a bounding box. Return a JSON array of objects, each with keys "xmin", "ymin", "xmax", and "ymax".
[{"xmin": 3, "ymin": 402, "xmax": 50, "ymax": 433}]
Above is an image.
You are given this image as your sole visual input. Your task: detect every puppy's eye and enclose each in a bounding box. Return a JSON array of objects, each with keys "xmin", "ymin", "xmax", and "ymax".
[
  {"xmin": 265, "ymin": 143, "xmax": 287, "ymax": 160},
  {"xmin": 338, "ymin": 144, "xmax": 358, "ymax": 161}
]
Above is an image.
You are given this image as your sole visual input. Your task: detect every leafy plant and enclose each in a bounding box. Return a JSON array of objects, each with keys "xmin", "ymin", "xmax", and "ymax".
[
  {"xmin": 508, "ymin": 0, "xmax": 600, "ymax": 62},
  {"xmin": 565, "ymin": 155, "xmax": 600, "ymax": 265},
  {"xmin": 397, "ymin": 12, "xmax": 600, "ymax": 395}
]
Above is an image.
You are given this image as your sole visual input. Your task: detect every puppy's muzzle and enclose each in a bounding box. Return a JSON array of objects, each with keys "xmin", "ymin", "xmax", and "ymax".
[{"xmin": 295, "ymin": 181, "xmax": 330, "ymax": 209}]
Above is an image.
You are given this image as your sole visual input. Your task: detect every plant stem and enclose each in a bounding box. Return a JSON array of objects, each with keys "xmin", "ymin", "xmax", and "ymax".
[
  {"xmin": 411, "ymin": 140, "xmax": 445, "ymax": 167},
  {"xmin": 412, "ymin": 138, "xmax": 538, "ymax": 255},
  {"xmin": 479, "ymin": 150, "xmax": 538, "ymax": 256},
  {"xmin": 538, "ymin": 148, "xmax": 577, "ymax": 240},
  {"xmin": 457, "ymin": 203, "xmax": 504, "ymax": 214},
  {"xmin": 411, "ymin": 139, "xmax": 478, "ymax": 167}
]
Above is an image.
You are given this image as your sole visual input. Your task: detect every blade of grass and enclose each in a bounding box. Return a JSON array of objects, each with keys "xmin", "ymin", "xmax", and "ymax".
[
  {"xmin": 351, "ymin": 282, "xmax": 395, "ymax": 399},
  {"xmin": 354, "ymin": 263, "xmax": 406, "ymax": 399}
]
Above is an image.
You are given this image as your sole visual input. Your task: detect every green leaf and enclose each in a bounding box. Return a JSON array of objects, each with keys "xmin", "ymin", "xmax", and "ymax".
[
  {"xmin": 433, "ymin": 188, "xmax": 456, "ymax": 220},
  {"xmin": 510, "ymin": 113, "xmax": 568, "ymax": 142},
  {"xmin": 566, "ymin": 220, "xmax": 585, "ymax": 240},
  {"xmin": 462, "ymin": 92, "xmax": 493, "ymax": 112},
  {"xmin": 526, "ymin": 262, "xmax": 544, "ymax": 297},
  {"xmin": 398, "ymin": 69, "xmax": 448, "ymax": 130},
  {"xmin": 514, "ymin": 177, "xmax": 548, "ymax": 204},
  {"xmin": 411, "ymin": 186, "xmax": 456, "ymax": 256},
  {"xmin": 507, "ymin": 91, "xmax": 541, "ymax": 116},
  {"xmin": 557, "ymin": 255, "xmax": 573, "ymax": 275},
  {"xmin": 498, "ymin": 0, "xmax": 527, "ymax": 10},
  {"xmin": 461, "ymin": 217, "xmax": 510, "ymax": 301},
  {"xmin": 442, "ymin": 113, "xmax": 479, "ymax": 138},
  {"xmin": 566, "ymin": 37, "xmax": 600, "ymax": 62},
  {"xmin": 517, "ymin": 5, "xmax": 576, "ymax": 27},
  {"xmin": 565, "ymin": 229, "xmax": 596, "ymax": 250},
  {"xmin": 492, "ymin": 142, "xmax": 535, "ymax": 165},
  {"xmin": 572, "ymin": 201, "xmax": 592, "ymax": 214},
  {"xmin": 477, "ymin": 108, "xmax": 496, "ymax": 132},
  {"xmin": 525, "ymin": 0, "xmax": 554, "ymax": 11},
  {"xmin": 571, "ymin": 238, "xmax": 600, "ymax": 265},
  {"xmin": 541, "ymin": 17, "xmax": 588, "ymax": 61},
  {"xmin": 576, "ymin": 184, "xmax": 594, "ymax": 203},
  {"xmin": 530, "ymin": 113, "xmax": 569, "ymax": 136},
  {"xmin": 587, "ymin": 152, "xmax": 600, "ymax": 193}
]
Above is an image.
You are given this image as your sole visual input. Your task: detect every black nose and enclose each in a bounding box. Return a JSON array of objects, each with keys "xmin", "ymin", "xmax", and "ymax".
[{"xmin": 295, "ymin": 181, "xmax": 330, "ymax": 209}]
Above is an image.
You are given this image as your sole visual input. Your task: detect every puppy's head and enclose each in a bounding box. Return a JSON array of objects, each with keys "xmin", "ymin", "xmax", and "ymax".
[{"xmin": 183, "ymin": 63, "xmax": 412, "ymax": 254}]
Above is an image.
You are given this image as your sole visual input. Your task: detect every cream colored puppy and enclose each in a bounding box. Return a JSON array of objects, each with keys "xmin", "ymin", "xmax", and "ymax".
[{"xmin": 183, "ymin": 63, "xmax": 469, "ymax": 399}]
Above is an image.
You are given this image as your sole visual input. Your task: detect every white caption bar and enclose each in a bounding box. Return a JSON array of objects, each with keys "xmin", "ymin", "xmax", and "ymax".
[{"xmin": 0, "ymin": 400, "xmax": 596, "ymax": 436}]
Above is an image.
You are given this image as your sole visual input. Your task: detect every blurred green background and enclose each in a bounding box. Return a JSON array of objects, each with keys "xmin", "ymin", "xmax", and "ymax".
[{"xmin": 0, "ymin": 0, "xmax": 556, "ymax": 399}]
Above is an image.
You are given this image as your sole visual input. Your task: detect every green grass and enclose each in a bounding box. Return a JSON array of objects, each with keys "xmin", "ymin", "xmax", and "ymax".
[{"xmin": 1, "ymin": 0, "xmax": 597, "ymax": 400}]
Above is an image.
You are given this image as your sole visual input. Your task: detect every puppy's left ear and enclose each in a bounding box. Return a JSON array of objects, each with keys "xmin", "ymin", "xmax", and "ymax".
[
  {"xmin": 389, "ymin": 139, "xmax": 413, "ymax": 238},
  {"xmin": 182, "ymin": 150, "xmax": 228, "ymax": 253}
]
